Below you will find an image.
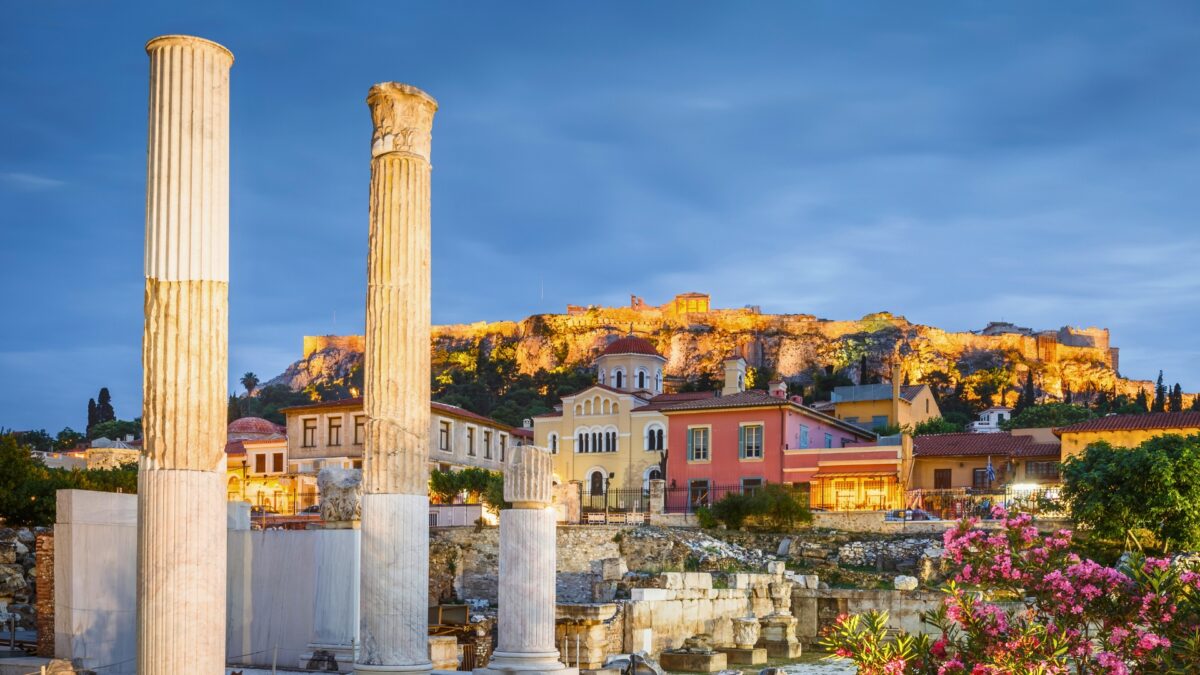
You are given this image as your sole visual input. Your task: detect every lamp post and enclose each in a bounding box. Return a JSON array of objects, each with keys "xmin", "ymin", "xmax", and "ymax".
[{"xmin": 241, "ymin": 458, "xmax": 248, "ymax": 501}]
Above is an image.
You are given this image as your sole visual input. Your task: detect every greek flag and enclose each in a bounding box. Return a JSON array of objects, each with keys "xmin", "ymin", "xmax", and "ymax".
[{"xmin": 986, "ymin": 455, "xmax": 996, "ymax": 483}]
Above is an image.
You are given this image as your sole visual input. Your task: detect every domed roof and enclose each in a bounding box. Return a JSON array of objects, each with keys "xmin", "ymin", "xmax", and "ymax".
[
  {"xmin": 601, "ymin": 335, "xmax": 663, "ymax": 358},
  {"xmin": 227, "ymin": 416, "xmax": 285, "ymax": 440}
]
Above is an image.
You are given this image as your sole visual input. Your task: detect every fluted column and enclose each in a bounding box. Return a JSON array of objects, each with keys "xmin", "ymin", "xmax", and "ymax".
[
  {"xmin": 357, "ymin": 82, "xmax": 437, "ymax": 675},
  {"xmin": 478, "ymin": 448, "xmax": 575, "ymax": 675},
  {"xmin": 138, "ymin": 34, "xmax": 232, "ymax": 675}
]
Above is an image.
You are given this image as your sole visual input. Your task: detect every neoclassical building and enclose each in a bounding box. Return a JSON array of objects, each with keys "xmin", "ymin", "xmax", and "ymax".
[{"xmin": 533, "ymin": 335, "xmax": 715, "ymax": 495}]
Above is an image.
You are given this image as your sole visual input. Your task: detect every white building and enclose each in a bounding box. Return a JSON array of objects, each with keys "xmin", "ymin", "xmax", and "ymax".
[{"xmin": 968, "ymin": 407, "xmax": 1014, "ymax": 433}]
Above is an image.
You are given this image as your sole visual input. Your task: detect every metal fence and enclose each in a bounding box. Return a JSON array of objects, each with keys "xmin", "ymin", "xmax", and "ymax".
[
  {"xmin": 580, "ymin": 488, "xmax": 649, "ymax": 513},
  {"xmin": 663, "ymin": 483, "xmax": 761, "ymax": 514}
]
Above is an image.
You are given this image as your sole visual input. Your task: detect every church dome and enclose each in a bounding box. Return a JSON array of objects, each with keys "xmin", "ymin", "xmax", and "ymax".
[
  {"xmin": 601, "ymin": 336, "xmax": 662, "ymax": 358},
  {"xmin": 227, "ymin": 416, "xmax": 285, "ymax": 440}
]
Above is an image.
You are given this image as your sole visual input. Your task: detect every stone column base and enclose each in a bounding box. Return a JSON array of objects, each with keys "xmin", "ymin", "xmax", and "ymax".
[
  {"xmin": 658, "ymin": 652, "xmax": 727, "ymax": 673},
  {"xmin": 475, "ymin": 650, "xmax": 577, "ymax": 675}
]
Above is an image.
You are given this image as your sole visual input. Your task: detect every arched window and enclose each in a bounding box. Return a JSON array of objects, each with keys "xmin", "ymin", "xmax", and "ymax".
[
  {"xmin": 602, "ymin": 400, "xmax": 610, "ymax": 414},
  {"xmin": 614, "ymin": 369, "xmax": 624, "ymax": 389},
  {"xmin": 655, "ymin": 370, "xmax": 663, "ymax": 393},
  {"xmin": 575, "ymin": 404, "xmax": 582, "ymax": 415},
  {"xmin": 645, "ymin": 423, "xmax": 665, "ymax": 451},
  {"xmin": 584, "ymin": 400, "xmax": 592, "ymax": 415},
  {"xmin": 604, "ymin": 428, "xmax": 617, "ymax": 452},
  {"xmin": 548, "ymin": 432, "xmax": 558, "ymax": 454},
  {"xmin": 612, "ymin": 403, "xmax": 619, "ymax": 414},
  {"xmin": 575, "ymin": 428, "xmax": 589, "ymax": 453},
  {"xmin": 593, "ymin": 430, "xmax": 602, "ymax": 453},
  {"xmin": 637, "ymin": 369, "xmax": 647, "ymax": 390},
  {"xmin": 643, "ymin": 466, "xmax": 663, "ymax": 491},
  {"xmin": 589, "ymin": 470, "xmax": 606, "ymax": 495},
  {"xmin": 598, "ymin": 369, "xmax": 606, "ymax": 385}
]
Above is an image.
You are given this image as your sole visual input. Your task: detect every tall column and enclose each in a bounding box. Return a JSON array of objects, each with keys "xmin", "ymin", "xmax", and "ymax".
[
  {"xmin": 477, "ymin": 448, "xmax": 576, "ymax": 675},
  {"xmin": 357, "ymin": 82, "xmax": 437, "ymax": 675},
  {"xmin": 139, "ymin": 35, "xmax": 233, "ymax": 675}
]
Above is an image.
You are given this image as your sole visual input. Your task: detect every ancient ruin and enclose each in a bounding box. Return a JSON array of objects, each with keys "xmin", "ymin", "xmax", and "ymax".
[
  {"xmin": 357, "ymin": 81, "xmax": 438, "ymax": 674},
  {"xmin": 302, "ymin": 468, "xmax": 364, "ymax": 672},
  {"xmin": 476, "ymin": 447, "xmax": 574, "ymax": 675},
  {"xmin": 138, "ymin": 34, "xmax": 233, "ymax": 675}
]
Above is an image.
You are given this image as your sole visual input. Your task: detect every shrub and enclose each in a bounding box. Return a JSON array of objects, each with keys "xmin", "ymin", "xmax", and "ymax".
[
  {"xmin": 706, "ymin": 484, "xmax": 812, "ymax": 531},
  {"xmin": 695, "ymin": 506, "xmax": 718, "ymax": 529},
  {"xmin": 710, "ymin": 492, "xmax": 754, "ymax": 529}
]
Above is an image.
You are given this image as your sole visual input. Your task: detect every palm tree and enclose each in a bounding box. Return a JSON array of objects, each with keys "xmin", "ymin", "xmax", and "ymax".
[{"xmin": 241, "ymin": 372, "xmax": 259, "ymax": 396}]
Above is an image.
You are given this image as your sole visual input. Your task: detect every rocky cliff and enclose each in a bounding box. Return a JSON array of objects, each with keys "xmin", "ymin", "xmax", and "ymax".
[{"xmin": 266, "ymin": 303, "xmax": 1180, "ymax": 408}]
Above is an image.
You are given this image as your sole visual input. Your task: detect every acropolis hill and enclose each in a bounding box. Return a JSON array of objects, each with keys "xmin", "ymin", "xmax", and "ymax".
[{"xmin": 271, "ymin": 292, "xmax": 1179, "ymax": 407}]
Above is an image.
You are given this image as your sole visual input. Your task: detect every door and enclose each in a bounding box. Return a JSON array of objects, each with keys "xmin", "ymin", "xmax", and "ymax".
[{"xmin": 934, "ymin": 469, "xmax": 952, "ymax": 490}]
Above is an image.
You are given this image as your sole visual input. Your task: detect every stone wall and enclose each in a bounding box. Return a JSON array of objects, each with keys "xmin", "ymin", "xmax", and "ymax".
[
  {"xmin": 812, "ymin": 511, "xmax": 954, "ymax": 534},
  {"xmin": 0, "ymin": 527, "xmax": 36, "ymax": 630},
  {"xmin": 35, "ymin": 532, "xmax": 53, "ymax": 657},
  {"xmin": 791, "ymin": 587, "xmax": 944, "ymax": 644}
]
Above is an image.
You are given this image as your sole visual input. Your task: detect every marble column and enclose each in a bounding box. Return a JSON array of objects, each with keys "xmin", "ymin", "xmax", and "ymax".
[
  {"xmin": 302, "ymin": 468, "xmax": 364, "ymax": 672},
  {"xmin": 477, "ymin": 448, "xmax": 577, "ymax": 675},
  {"xmin": 357, "ymin": 82, "xmax": 437, "ymax": 675},
  {"xmin": 138, "ymin": 35, "xmax": 233, "ymax": 675}
]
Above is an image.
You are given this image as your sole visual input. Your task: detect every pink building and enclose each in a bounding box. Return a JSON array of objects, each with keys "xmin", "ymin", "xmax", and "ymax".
[{"xmin": 662, "ymin": 358, "xmax": 880, "ymax": 510}]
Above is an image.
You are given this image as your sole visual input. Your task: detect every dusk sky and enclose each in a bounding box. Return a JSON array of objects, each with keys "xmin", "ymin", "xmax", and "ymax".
[{"xmin": 3, "ymin": 2, "xmax": 1199, "ymax": 431}]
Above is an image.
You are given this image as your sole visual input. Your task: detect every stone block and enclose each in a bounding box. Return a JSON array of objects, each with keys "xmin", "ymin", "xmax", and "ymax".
[
  {"xmin": 894, "ymin": 575, "xmax": 918, "ymax": 591},
  {"xmin": 729, "ymin": 574, "xmax": 751, "ymax": 589},
  {"xmin": 630, "ymin": 588, "xmax": 673, "ymax": 602},
  {"xmin": 715, "ymin": 647, "xmax": 767, "ymax": 665},
  {"xmin": 659, "ymin": 652, "xmax": 727, "ymax": 673},
  {"xmin": 762, "ymin": 642, "xmax": 802, "ymax": 659},
  {"xmin": 660, "ymin": 572, "xmax": 685, "ymax": 589},
  {"xmin": 683, "ymin": 572, "xmax": 713, "ymax": 589},
  {"xmin": 766, "ymin": 561, "xmax": 785, "ymax": 576},
  {"xmin": 592, "ymin": 557, "xmax": 628, "ymax": 581},
  {"xmin": 429, "ymin": 636, "xmax": 458, "ymax": 670}
]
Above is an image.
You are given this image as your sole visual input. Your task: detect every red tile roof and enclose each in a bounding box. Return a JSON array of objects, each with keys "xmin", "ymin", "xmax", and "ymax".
[
  {"xmin": 601, "ymin": 336, "xmax": 664, "ymax": 358},
  {"xmin": 913, "ymin": 432, "xmax": 1059, "ymax": 459},
  {"xmin": 633, "ymin": 391, "xmax": 718, "ymax": 412},
  {"xmin": 1055, "ymin": 411, "xmax": 1200, "ymax": 435}
]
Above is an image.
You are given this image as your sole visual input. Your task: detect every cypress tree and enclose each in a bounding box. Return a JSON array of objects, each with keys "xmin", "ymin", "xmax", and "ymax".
[
  {"xmin": 96, "ymin": 387, "xmax": 116, "ymax": 424},
  {"xmin": 1135, "ymin": 388, "xmax": 1150, "ymax": 413},
  {"xmin": 1170, "ymin": 383, "xmax": 1184, "ymax": 413},
  {"xmin": 86, "ymin": 398, "xmax": 98, "ymax": 433},
  {"xmin": 1152, "ymin": 371, "xmax": 1166, "ymax": 413}
]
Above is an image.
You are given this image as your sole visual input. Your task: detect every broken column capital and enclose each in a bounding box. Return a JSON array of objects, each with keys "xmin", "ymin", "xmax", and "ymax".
[
  {"xmin": 504, "ymin": 446, "xmax": 554, "ymax": 507},
  {"xmin": 367, "ymin": 82, "xmax": 438, "ymax": 160}
]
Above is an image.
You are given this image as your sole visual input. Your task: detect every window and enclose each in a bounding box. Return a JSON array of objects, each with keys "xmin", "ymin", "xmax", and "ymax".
[
  {"xmin": 934, "ymin": 468, "xmax": 952, "ymax": 490},
  {"xmin": 871, "ymin": 415, "xmax": 889, "ymax": 431},
  {"xmin": 598, "ymin": 369, "xmax": 606, "ymax": 385},
  {"xmin": 844, "ymin": 416, "xmax": 859, "ymax": 424},
  {"xmin": 740, "ymin": 425, "xmax": 764, "ymax": 459},
  {"xmin": 637, "ymin": 370, "xmax": 647, "ymax": 389},
  {"xmin": 353, "ymin": 415, "xmax": 366, "ymax": 445},
  {"xmin": 548, "ymin": 432, "xmax": 558, "ymax": 454},
  {"xmin": 302, "ymin": 418, "xmax": 317, "ymax": 447},
  {"xmin": 614, "ymin": 370, "xmax": 624, "ymax": 388},
  {"xmin": 483, "ymin": 430, "xmax": 493, "ymax": 459},
  {"xmin": 824, "ymin": 432, "xmax": 833, "ymax": 448},
  {"xmin": 926, "ymin": 399, "xmax": 930, "ymax": 414},
  {"xmin": 499, "ymin": 434, "xmax": 507, "ymax": 462},
  {"xmin": 576, "ymin": 429, "xmax": 588, "ymax": 453},
  {"xmin": 1026, "ymin": 461, "xmax": 1060, "ymax": 480},
  {"xmin": 272, "ymin": 453, "xmax": 283, "ymax": 473},
  {"xmin": 328, "ymin": 416, "xmax": 342, "ymax": 446},
  {"xmin": 742, "ymin": 477, "xmax": 763, "ymax": 493},
  {"xmin": 799, "ymin": 425, "xmax": 809, "ymax": 449},
  {"xmin": 439, "ymin": 421, "xmax": 451, "ymax": 452},
  {"xmin": 655, "ymin": 370, "xmax": 663, "ymax": 392},
  {"xmin": 972, "ymin": 468, "xmax": 991, "ymax": 489},
  {"xmin": 352, "ymin": 460, "xmax": 362, "ymax": 469},
  {"xmin": 254, "ymin": 454, "xmax": 266, "ymax": 473},
  {"xmin": 645, "ymin": 424, "xmax": 665, "ymax": 451},
  {"xmin": 688, "ymin": 427, "xmax": 710, "ymax": 461},
  {"xmin": 589, "ymin": 470, "xmax": 606, "ymax": 495},
  {"xmin": 467, "ymin": 427, "xmax": 476, "ymax": 456},
  {"xmin": 689, "ymin": 480, "xmax": 710, "ymax": 508}
]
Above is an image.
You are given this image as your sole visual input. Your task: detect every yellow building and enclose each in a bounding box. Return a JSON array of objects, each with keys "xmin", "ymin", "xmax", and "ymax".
[
  {"xmin": 223, "ymin": 417, "xmax": 300, "ymax": 512},
  {"xmin": 1057, "ymin": 411, "xmax": 1200, "ymax": 461},
  {"xmin": 907, "ymin": 431, "xmax": 1061, "ymax": 492},
  {"xmin": 532, "ymin": 335, "xmax": 713, "ymax": 496},
  {"xmin": 826, "ymin": 374, "xmax": 941, "ymax": 432}
]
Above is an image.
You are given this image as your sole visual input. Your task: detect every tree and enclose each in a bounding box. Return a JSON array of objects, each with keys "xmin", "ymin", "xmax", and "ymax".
[
  {"xmin": 88, "ymin": 418, "xmax": 141, "ymax": 441},
  {"xmin": 1192, "ymin": 396, "xmax": 1200, "ymax": 412},
  {"xmin": 999, "ymin": 403, "xmax": 1095, "ymax": 431},
  {"xmin": 87, "ymin": 398, "xmax": 98, "ymax": 432},
  {"xmin": 1061, "ymin": 434, "xmax": 1200, "ymax": 552},
  {"xmin": 55, "ymin": 427, "xmax": 84, "ymax": 451},
  {"xmin": 0, "ymin": 434, "xmax": 138, "ymax": 526},
  {"xmin": 1152, "ymin": 371, "xmax": 1167, "ymax": 413},
  {"xmin": 1134, "ymin": 388, "xmax": 1150, "ymax": 413},
  {"xmin": 96, "ymin": 387, "xmax": 116, "ymax": 424},
  {"xmin": 227, "ymin": 395, "xmax": 243, "ymax": 423},
  {"xmin": 913, "ymin": 417, "xmax": 964, "ymax": 435},
  {"xmin": 241, "ymin": 372, "xmax": 260, "ymax": 396},
  {"xmin": 1013, "ymin": 369, "xmax": 1036, "ymax": 415},
  {"xmin": 1169, "ymin": 383, "xmax": 1184, "ymax": 413}
]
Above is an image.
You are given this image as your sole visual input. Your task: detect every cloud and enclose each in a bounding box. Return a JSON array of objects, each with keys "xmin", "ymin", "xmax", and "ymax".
[{"xmin": 0, "ymin": 172, "xmax": 66, "ymax": 190}]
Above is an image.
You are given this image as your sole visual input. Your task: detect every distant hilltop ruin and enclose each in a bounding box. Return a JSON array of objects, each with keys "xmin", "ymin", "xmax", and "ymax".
[{"xmin": 271, "ymin": 292, "xmax": 1166, "ymax": 408}]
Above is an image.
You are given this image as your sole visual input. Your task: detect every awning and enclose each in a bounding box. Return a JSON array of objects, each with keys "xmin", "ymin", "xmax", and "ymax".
[{"xmin": 811, "ymin": 470, "xmax": 898, "ymax": 479}]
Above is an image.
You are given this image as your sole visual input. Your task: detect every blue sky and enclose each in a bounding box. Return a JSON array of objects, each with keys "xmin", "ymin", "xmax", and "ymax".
[{"xmin": 3, "ymin": 2, "xmax": 1199, "ymax": 431}]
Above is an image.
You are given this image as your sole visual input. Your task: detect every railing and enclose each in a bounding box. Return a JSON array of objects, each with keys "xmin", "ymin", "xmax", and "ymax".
[
  {"xmin": 663, "ymin": 483, "xmax": 759, "ymax": 514},
  {"xmin": 905, "ymin": 484, "xmax": 1064, "ymax": 520},
  {"xmin": 580, "ymin": 488, "xmax": 649, "ymax": 513}
]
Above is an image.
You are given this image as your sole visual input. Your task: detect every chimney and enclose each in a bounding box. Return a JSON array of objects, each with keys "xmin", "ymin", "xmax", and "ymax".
[
  {"xmin": 891, "ymin": 363, "xmax": 902, "ymax": 427},
  {"xmin": 790, "ymin": 395, "xmax": 805, "ymax": 406},
  {"xmin": 769, "ymin": 380, "xmax": 787, "ymax": 399},
  {"xmin": 723, "ymin": 357, "xmax": 747, "ymax": 396}
]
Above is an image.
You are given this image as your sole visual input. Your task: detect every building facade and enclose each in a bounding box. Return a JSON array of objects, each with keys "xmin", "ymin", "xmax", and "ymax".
[
  {"xmin": 826, "ymin": 373, "xmax": 941, "ymax": 431},
  {"xmin": 532, "ymin": 335, "xmax": 714, "ymax": 495},
  {"xmin": 1056, "ymin": 411, "xmax": 1200, "ymax": 461}
]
